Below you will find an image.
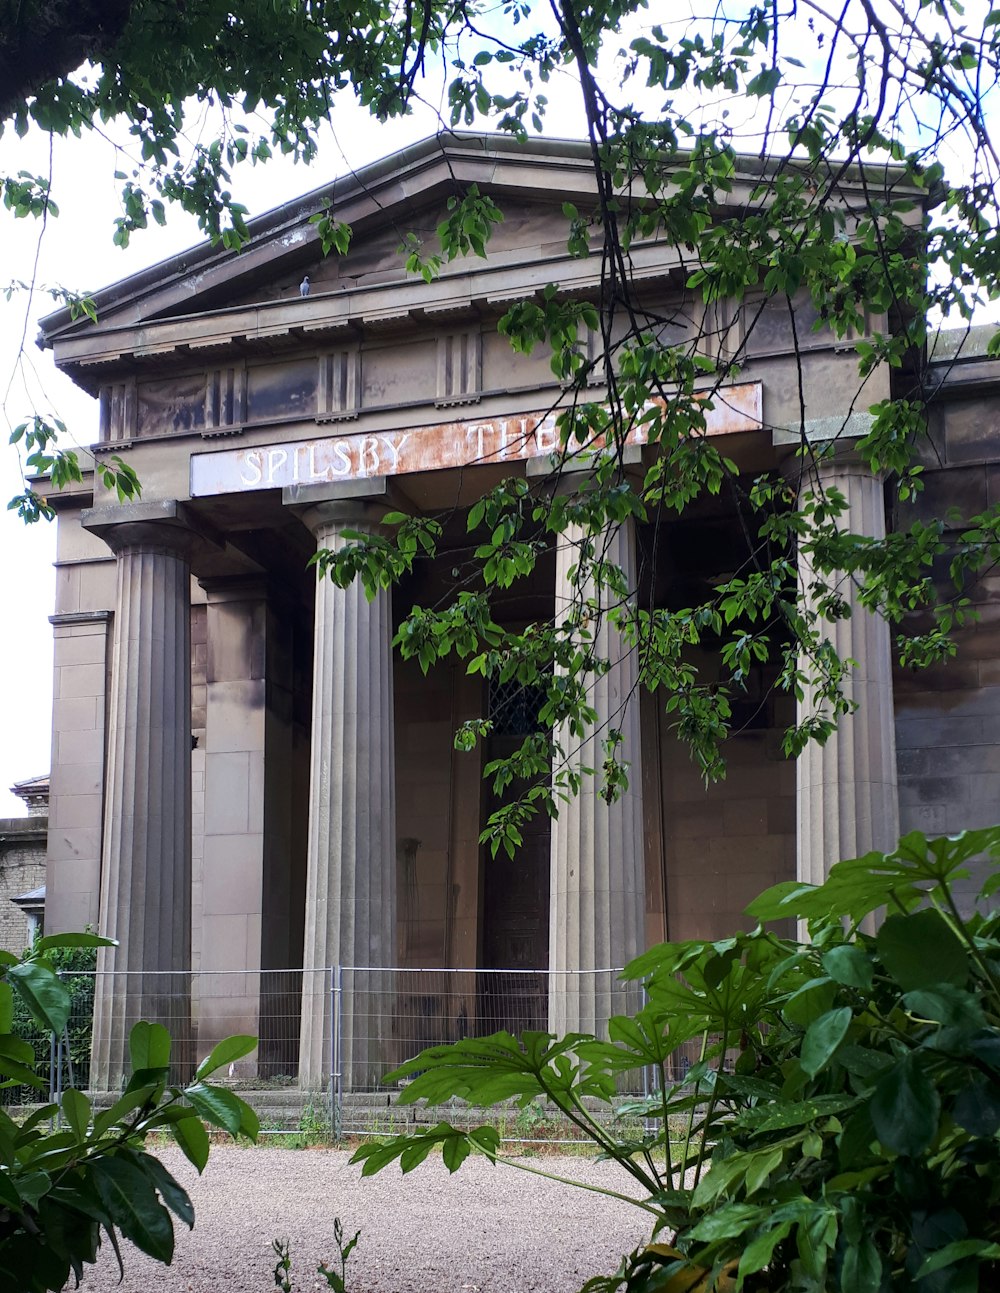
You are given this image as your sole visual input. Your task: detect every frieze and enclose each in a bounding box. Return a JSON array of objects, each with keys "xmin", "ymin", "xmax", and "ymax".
[{"xmin": 189, "ymin": 382, "xmax": 762, "ymax": 497}]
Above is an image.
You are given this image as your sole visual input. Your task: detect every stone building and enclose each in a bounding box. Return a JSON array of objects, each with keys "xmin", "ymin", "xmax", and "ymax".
[
  {"xmin": 0, "ymin": 777, "xmax": 48, "ymax": 954},
  {"xmin": 34, "ymin": 132, "xmax": 1000, "ymax": 1087}
]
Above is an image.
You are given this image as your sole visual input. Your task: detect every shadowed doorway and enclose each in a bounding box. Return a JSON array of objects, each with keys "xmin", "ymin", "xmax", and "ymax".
[{"xmin": 479, "ymin": 679, "xmax": 550, "ymax": 1034}]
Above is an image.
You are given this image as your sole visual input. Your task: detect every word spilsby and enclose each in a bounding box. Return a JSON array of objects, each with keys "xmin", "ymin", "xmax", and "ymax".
[{"xmin": 189, "ymin": 383, "xmax": 762, "ymax": 497}]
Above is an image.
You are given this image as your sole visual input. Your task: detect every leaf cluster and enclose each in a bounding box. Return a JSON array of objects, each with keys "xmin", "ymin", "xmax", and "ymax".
[
  {"xmin": 0, "ymin": 934, "xmax": 259, "ymax": 1291},
  {"xmin": 353, "ymin": 829, "xmax": 1000, "ymax": 1292}
]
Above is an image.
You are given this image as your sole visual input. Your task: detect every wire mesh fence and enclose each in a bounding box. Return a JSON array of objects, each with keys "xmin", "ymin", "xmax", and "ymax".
[
  {"xmin": 331, "ymin": 966, "xmax": 645, "ymax": 1137},
  {"xmin": 2, "ymin": 964, "xmax": 706, "ymax": 1141},
  {"xmin": 332, "ymin": 965, "xmax": 638, "ymax": 1090}
]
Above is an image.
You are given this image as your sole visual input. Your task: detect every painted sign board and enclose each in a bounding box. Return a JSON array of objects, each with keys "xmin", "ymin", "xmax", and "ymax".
[{"xmin": 190, "ymin": 382, "xmax": 762, "ymax": 497}]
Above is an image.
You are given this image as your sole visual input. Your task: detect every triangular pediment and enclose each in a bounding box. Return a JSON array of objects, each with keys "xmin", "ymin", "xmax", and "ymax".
[{"xmin": 39, "ymin": 132, "xmax": 607, "ymax": 383}]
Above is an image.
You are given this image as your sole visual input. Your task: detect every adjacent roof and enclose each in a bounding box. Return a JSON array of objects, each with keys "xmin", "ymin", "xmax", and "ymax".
[{"xmin": 10, "ymin": 775, "xmax": 49, "ymax": 816}]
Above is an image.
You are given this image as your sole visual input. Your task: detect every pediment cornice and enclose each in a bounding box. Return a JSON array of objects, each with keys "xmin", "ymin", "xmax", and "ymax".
[
  {"xmin": 48, "ymin": 235, "xmax": 682, "ymax": 391},
  {"xmin": 40, "ymin": 129, "xmax": 922, "ymax": 385}
]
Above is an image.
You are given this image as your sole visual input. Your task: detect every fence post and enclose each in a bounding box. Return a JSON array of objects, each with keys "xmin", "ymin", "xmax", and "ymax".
[
  {"xmin": 48, "ymin": 1031, "xmax": 58, "ymax": 1122},
  {"xmin": 330, "ymin": 965, "xmax": 343, "ymax": 1141}
]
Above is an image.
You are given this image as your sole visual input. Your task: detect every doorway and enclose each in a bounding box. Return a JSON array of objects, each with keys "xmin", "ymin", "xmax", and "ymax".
[{"xmin": 479, "ymin": 680, "xmax": 550, "ymax": 1034}]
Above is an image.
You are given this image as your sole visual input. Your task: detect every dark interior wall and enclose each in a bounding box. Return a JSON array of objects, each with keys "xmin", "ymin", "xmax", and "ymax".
[
  {"xmin": 394, "ymin": 655, "xmax": 460, "ymax": 967},
  {"xmin": 190, "ymin": 602, "xmax": 208, "ymax": 972},
  {"xmin": 637, "ymin": 501, "xmax": 798, "ymax": 942},
  {"xmin": 894, "ymin": 390, "xmax": 1000, "ymax": 910},
  {"xmin": 655, "ymin": 672, "xmax": 797, "ymax": 943}
]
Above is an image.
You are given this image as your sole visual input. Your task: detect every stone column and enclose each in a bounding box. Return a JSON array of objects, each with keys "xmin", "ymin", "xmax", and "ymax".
[
  {"xmin": 298, "ymin": 500, "xmax": 396, "ymax": 1091},
  {"xmin": 796, "ymin": 456, "xmax": 899, "ymax": 885},
  {"xmin": 548, "ymin": 517, "xmax": 645, "ymax": 1037},
  {"xmin": 82, "ymin": 510, "xmax": 197, "ymax": 1088}
]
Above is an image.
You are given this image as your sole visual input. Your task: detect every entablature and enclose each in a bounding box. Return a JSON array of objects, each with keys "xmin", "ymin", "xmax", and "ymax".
[{"xmin": 51, "ymin": 237, "xmax": 684, "ymax": 389}]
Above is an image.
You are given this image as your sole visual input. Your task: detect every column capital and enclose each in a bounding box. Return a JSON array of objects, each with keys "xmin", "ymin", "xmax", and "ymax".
[
  {"xmin": 281, "ymin": 477, "xmax": 400, "ymax": 540},
  {"xmin": 81, "ymin": 499, "xmax": 222, "ymax": 563},
  {"xmin": 784, "ymin": 444, "xmax": 886, "ymax": 493}
]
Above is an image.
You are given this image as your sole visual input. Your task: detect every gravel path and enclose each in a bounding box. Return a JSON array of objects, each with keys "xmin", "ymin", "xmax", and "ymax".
[{"xmin": 76, "ymin": 1145, "xmax": 652, "ymax": 1292}]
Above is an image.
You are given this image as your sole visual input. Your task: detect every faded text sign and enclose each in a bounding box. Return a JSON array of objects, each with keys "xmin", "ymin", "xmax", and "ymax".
[{"xmin": 190, "ymin": 382, "xmax": 762, "ymax": 497}]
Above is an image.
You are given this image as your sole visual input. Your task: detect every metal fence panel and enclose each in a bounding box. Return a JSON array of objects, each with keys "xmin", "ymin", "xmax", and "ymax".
[{"xmin": 6, "ymin": 964, "xmax": 698, "ymax": 1141}]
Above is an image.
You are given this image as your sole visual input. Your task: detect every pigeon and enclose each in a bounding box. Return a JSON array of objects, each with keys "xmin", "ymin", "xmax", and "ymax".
[{"xmin": 299, "ymin": 274, "xmax": 311, "ymax": 297}]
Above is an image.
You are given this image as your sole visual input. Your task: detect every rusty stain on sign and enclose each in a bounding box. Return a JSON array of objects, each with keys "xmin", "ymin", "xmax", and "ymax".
[{"xmin": 190, "ymin": 382, "xmax": 762, "ymax": 497}]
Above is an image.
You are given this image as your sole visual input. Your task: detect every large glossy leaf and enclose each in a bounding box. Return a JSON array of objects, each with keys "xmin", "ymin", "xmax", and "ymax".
[
  {"xmin": 870, "ymin": 1054, "xmax": 940, "ymax": 1157},
  {"xmin": 0, "ymin": 1033, "xmax": 36, "ymax": 1066},
  {"xmin": 738, "ymin": 1220, "xmax": 792, "ymax": 1284},
  {"xmin": 821, "ymin": 945, "xmax": 873, "ymax": 991},
  {"xmin": 129, "ymin": 1021, "xmax": 171, "ymax": 1072},
  {"xmin": 60, "ymin": 1089, "xmax": 91, "ymax": 1141},
  {"xmin": 194, "ymin": 1034, "xmax": 256, "ymax": 1081},
  {"xmin": 687, "ymin": 1201, "xmax": 766, "ymax": 1240},
  {"xmin": 917, "ymin": 1240, "xmax": 1000, "ymax": 1279},
  {"xmin": 33, "ymin": 933, "xmax": 115, "ymax": 953},
  {"xmin": 183, "ymin": 1083, "xmax": 258, "ymax": 1141},
  {"xmin": 170, "ymin": 1112, "xmax": 209, "ymax": 1172},
  {"xmin": 782, "ymin": 978, "xmax": 837, "ymax": 1027},
  {"xmin": 90, "ymin": 1156, "xmax": 174, "ymax": 1263},
  {"xmin": 902, "ymin": 985, "xmax": 985, "ymax": 1036},
  {"xmin": 0, "ymin": 1035, "xmax": 45, "ymax": 1088},
  {"xmin": 800, "ymin": 1007, "xmax": 852, "ymax": 1078},
  {"xmin": 131, "ymin": 1150, "xmax": 195, "ymax": 1228},
  {"xmin": 7, "ymin": 962, "xmax": 70, "ymax": 1033},
  {"xmin": 877, "ymin": 910, "xmax": 969, "ymax": 992},
  {"xmin": 744, "ymin": 1145, "xmax": 784, "ymax": 1197},
  {"xmin": 840, "ymin": 1234, "xmax": 883, "ymax": 1293}
]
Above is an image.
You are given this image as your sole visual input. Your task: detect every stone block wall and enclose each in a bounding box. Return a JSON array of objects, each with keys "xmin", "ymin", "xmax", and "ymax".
[{"xmin": 0, "ymin": 818, "xmax": 47, "ymax": 954}]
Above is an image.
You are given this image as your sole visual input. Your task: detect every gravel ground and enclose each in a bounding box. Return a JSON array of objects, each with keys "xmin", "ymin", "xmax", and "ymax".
[{"xmin": 76, "ymin": 1145, "xmax": 651, "ymax": 1293}]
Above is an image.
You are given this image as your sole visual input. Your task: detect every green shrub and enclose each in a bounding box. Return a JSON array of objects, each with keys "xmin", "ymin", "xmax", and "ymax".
[
  {"xmin": 354, "ymin": 829, "xmax": 1000, "ymax": 1292},
  {"xmin": 0, "ymin": 934, "xmax": 259, "ymax": 1291},
  {"xmin": 2, "ymin": 938, "xmax": 96, "ymax": 1106}
]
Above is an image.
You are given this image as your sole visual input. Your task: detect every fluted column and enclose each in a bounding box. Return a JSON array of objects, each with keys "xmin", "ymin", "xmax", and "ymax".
[
  {"xmin": 86, "ymin": 519, "xmax": 195, "ymax": 1088},
  {"xmin": 796, "ymin": 456, "xmax": 899, "ymax": 886},
  {"xmin": 298, "ymin": 501, "xmax": 396, "ymax": 1090},
  {"xmin": 548, "ymin": 518, "xmax": 645, "ymax": 1037}
]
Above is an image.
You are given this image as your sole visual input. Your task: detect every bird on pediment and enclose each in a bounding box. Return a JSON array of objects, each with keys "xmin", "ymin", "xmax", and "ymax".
[{"xmin": 299, "ymin": 274, "xmax": 311, "ymax": 297}]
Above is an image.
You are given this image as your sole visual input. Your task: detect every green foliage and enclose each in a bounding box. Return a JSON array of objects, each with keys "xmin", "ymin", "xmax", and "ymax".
[
  {"xmin": 272, "ymin": 1219, "xmax": 361, "ymax": 1293},
  {"xmin": 3, "ymin": 938, "xmax": 96, "ymax": 1106},
  {"xmin": 0, "ymin": 934, "xmax": 259, "ymax": 1292},
  {"xmin": 7, "ymin": 0, "xmax": 1000, "ymax": 844},
  {"xmin": 353, "ymin": 830, "xmax": 1000, "ymax": 1292}
]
